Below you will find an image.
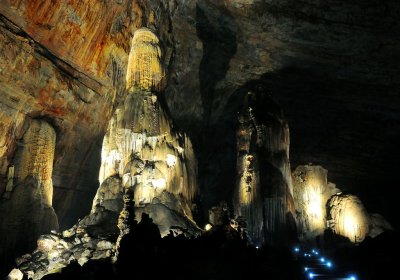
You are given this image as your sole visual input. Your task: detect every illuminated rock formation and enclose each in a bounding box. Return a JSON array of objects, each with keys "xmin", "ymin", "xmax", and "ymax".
[
  {"xmin": 13, "ymin": 120, "xmax": 56, "ymax": 206},
  {"xmin": 293, "ymin": 164, "xmax": 393, "ymax": 243},
  {"xmin": 98, "ymin": 28, "xmax": 198, "ymax": 236},
  {"xmin": 95, "ymin": 90, "xmax": 198, "ymax": 236},
  {"xmin": 233, "ymin": 92, "xmax": 296, "ymax": 245},
  {"xmin": 126, "ymin": 28, "xmax": 165, "ymax": 92},
  {"xmin": 292, "ymin": 165, "xmax": 340, "ymax": 241},
  {"xmin": 327, "ymin": 194, "xmax": 370, "ymax": 243},
  {"xmin": 7, "ymin": 29, "xmax": 199, "ymax": 280},
  {"xmin": 0, "ymin": 119, "xmax": 58, "ymax": 269}
]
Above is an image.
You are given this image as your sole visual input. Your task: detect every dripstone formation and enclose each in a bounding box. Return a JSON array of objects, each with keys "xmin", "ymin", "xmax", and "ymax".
[
  {"xmin": 6, "ymin": 28, "xmax": 199, "ymax": 280},
  {"xmin": 233, "ymin": 92, "xmax": 296, "ymax": 246},
  {"xmin": 0, "ymin": 119, "xmax": 59, "ymax": 270}
]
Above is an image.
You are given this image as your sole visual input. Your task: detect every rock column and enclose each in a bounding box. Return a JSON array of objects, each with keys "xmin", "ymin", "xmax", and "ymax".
[
  {"xmin": 233, "ymin": 92, "xmax": 296, "ymax": 246},
  {"xmin": 0, "ymin": 119, "xmax": 58, "ymax": 268}
]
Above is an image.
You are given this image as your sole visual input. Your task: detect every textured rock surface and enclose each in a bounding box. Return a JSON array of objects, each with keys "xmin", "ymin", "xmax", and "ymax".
[
  {"xmin": 0, "ymin": 119, "xmax": 58, "ymax": 270},
  {"xmin": 327, "ymin": 194, "xmax": 370, "ymax": 243},
  {"xmin": 368, "ymin": 213, "xmax": 393, "ymax": 239},
  {"xmin": 97, "ymin": 91, "xmax": 199, "ymax": 237},
  {"xmin": 233, "ymin": 92, "xmax": 296, "ymax": 245},
  {"xmin": 0, "ymin": 0, "xmax": 174, "ymax": 230},
  {"xmin": 292, "ymin": 165, "xmax": 340, "ymax": 241},
  {"xmin": 7, "ymin": 28, "xmax": 200, "ymax": 279},
  {"xmin": 98, "ymin": 28, "xmax": 198, "ymax": 236}
]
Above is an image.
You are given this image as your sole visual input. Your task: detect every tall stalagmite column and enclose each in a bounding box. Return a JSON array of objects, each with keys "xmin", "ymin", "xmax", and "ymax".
[
  {"xmin": 233, "ymin": 92, "xmax": 296, "ymax": 246},
  {"xmin": 0, "ymin": 119, "xmax": 58, "ymax": 267},
  {"xmin": 93, "ymin": 28, "xmax": 199, "ymax": 237}
]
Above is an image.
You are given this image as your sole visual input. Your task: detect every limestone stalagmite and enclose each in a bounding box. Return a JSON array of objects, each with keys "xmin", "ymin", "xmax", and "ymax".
[
  {"xmin": 13, "ymin": 120, "xmax": 56, "ymax": 206},
  {"xmin": 0, "ymin": 119, "xmax": 58, "ymax": 269},
  {"xmin": 327, "ymin": 194, "xmax": 370, "ymax": 243},
  {"xmin": 233, "ymin": 92, "xmax": 296, "ymax": 245},
  {"xmin": 292, "ymin": 165, "xmax": 340, "ymax": 241},
  {"xmin": 98, "ymin": 28, "xmax": 198, "ymax": 236}
]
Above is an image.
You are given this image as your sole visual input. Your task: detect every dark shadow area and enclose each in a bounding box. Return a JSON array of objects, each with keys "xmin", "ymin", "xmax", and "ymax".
[
  {"xmin": 331, "ymin": 230, "xmax": 400, "ymax": 280},
  {"xmin": 40, "ymin": 212, "xmax": 303, "ymax": 280},
  {"xmin": 258, "ymin": 67, "xmax": 400, "ymax": 229}
]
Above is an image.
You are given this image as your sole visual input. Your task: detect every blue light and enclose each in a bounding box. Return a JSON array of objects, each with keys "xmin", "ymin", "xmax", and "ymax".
[
  {"xmin": 320, "ymin": 257, "xmax": 325, "ymax": 263},
  {"xmin": 314, "ymin": 251, "xmax": 319, "ymax": 255},
  {"xmin": 304, "ymin": 267, "xmax": 308, "ymax": 271},
  {"xmin": 326, "ymin": 261, "xmax": 332, "ymax": 268},
  {"xmin": 304, "ymin": 253, "xmax": 307, "ymax": 257},
  {"xmin": 348, "ymin": 275, "xmax": 357, "ymax": 280},
  {"xmin": 294, "ymin": 247, "xmax": 300, "ymax": 252},
  {"xmin": 308, "ymin": 272, "xmax": 314, "ymax": 279}
]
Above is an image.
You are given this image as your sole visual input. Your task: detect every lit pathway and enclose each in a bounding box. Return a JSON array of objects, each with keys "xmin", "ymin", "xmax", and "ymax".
[{"xmin": 293, "ymin": 247, "xmax": 359, "ymax": 280}]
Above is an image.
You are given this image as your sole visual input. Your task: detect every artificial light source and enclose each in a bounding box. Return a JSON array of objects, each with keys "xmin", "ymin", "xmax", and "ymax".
[
  {"xmin": 326, "ymin": 261, "xmax": 332, "ymax": 268},
  {"xmin": 348, "ymin": 275, "xmax": 356, "ymax": 280},
  {"xmin": 294, "ymin": 247, "xmax": 300, "ymax": 252},
  {"xmin": 308, "ymin": 272, "xmax": 314, "ymax": 279},
  {"xmin": 320, "ymin": 257, "xmax": 325, "ymax": 263},
  {"xmin": 204, "ymin": 224, "xmax": 213, "ymax": 231}
]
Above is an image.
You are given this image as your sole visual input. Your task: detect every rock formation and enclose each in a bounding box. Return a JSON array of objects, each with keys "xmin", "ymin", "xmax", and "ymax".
[
  {"xmin": 0, "ymin": 119, "xmax": 58, "ymax": 270},
  {"xmin": 292, "ymin": 165, "xmax": 340, "ymax": 241},
  {"xmin": 327, "ymin": 194, "xmax": 370, "ymax": 243},
  {"xmin": 233, "ymin": 92, "xmax": 296, "ymax": 245},
  {"xmin": 368, "ymin": 213, "xmax": 393, "ymax": 238},
  {"xmin": 97, "ymin": 28, "xmax": 198, "ymax": 237},
  {"xmin": 6, "ymin": 28, "xmax": 200, "ymax": 280},
  {"xmin": 293, "ymin": 164, "xmax": 393, "ymax": 244}
]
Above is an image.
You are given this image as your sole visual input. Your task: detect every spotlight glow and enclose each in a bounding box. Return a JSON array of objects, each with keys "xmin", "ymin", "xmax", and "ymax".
[
  {"xmin": 326, "ymin": 261, "xmax": 332, "ymax": 268},
  {"xmin": 308, "ymin": 272, "xmax": 314, "ymax": 279},
  {"xmin": 294, "ymin": 247, "xmax": 300, "ymax": 252},
  {"xmin": 304, "ymin": 267, "xmax": 308, "ymax": 271},
  {"xmin": 348, "ymin": 275, "xmax": 356, "ymax": 280},
  {"xmin": 320, "ymin": 257, "xmax": 325, "ymax": 263}
]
